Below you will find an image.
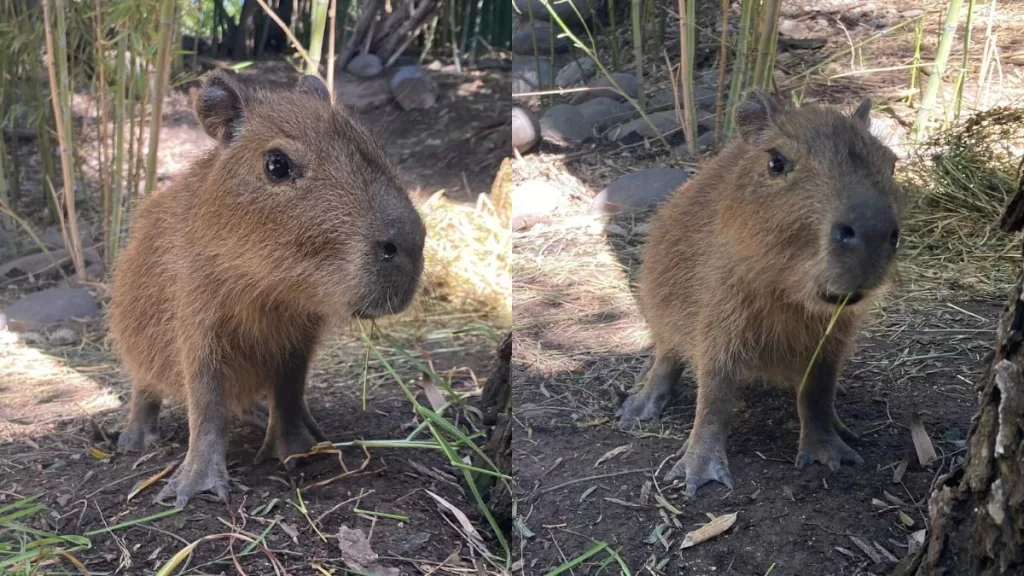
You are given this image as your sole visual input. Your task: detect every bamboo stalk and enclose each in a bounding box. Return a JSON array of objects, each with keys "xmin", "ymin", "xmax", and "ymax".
[
  {"xmin": 953, "ymin": 0, "xmax": 977, "ymax": 121},
  {"xmin": 914, "ymin": 0, "xmax": 964, "ymax": 140},
  {"xmin": 631, "ymin": 0, "xmax": 645, "ymax": 111},
  {"xmin": 144, "ymin": 0, "xmax": 177, "ymax": 198},
  {"xmin": 93, "ymin": 0, "xmax": 111, "ymax": 265},
  {"xmin": 678, "ymin": 0, "xmax": 697, "ymax": 154},
  {"xmin": 41, "ymin": 0, "xmax": 86, "ymax": 280},
  {"xmin": 714, "ymin": 0, "xmax": 729, "ymax": 145},
  {"xmin": 723, "ymin": 0, "xmax": 757, "ymax": 136},
  {"xmin": 110, "ymin": 32, "xmax": 127, "ymax": 265},
  {"xmin": 608, "ymin": 0, "xmax": 621, "ymax": 70},
  {"xmin": 327, "ymin": 0, "xmax": 337, "ymax": 96},
  {"xmin": 752, "ymin": 0, "xmax": 780, "ymax": 90},
  {"xmin": 308, "ymin": 0, "xmax": 330, "ymax": 76}
]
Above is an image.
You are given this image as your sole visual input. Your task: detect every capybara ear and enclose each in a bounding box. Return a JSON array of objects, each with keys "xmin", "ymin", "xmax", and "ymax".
[
  {"xmin": 195, "ymin": 70, "xmax": 246, "ymax": 145},
  {"xmin": 297, "ymin": 74, "xmax": 331, "ymax": 104},
  {"xmin": 852, "ymin": 98, "xmax": 872, "ymax": 128},
  {"xmin": 735, "ymin": 90, "xmax": 780, "ymax": 144}
]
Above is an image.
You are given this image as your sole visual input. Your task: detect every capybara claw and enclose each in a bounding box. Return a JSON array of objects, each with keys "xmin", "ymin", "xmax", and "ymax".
[
  {"xmin": 617, "ymin": 391, "xmax": 670, "ymax": 427},
  {"xmin": 116, "ymin": 426, "xmax": 159, "ymax": 453},
  {"xmin": 156, "ymin": 461, "xmax": 231, "ymax": 508},
  {"xmin": 664, "ymin": 446, "xmax": 734, "ymax": 496},
  {"xmin": 254, "ymin": 424, "xmax": 318, "ymax": 470},
  {"xmin": 796, "ymin": 432, "xmax": 864, "ymax": 471}
]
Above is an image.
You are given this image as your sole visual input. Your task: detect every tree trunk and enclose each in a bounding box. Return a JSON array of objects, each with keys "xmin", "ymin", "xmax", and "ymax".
[
  {"xmin": 474, "ymin": 331, "xmax": 512, "ymax": 533},
  {"xmin": 234, "ymin": 0, "xmax": 260, "ymax": 59},
  {"xmin": 894, "ymin": 162, "xmax": 1024, "ymax": 575}
]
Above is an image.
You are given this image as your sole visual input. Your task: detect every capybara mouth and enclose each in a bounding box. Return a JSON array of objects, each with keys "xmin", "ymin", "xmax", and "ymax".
[{"xmin": 817, "ymin": 290, "xmax": 864, "ymax": 306}]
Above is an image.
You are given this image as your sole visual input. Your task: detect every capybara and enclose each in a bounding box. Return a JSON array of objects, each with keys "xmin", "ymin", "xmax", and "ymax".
[
  {"xmin": 618, "ymin": 90, "xmax": 904, "ymax": 496},
  {"xmin": 108, "ymin": 71, "xmax": 426, "ymax": 507}
]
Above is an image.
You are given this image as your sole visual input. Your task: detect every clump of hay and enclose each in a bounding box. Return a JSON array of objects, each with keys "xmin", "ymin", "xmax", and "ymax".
[
  {"xmin": 900, "ymin": 106, "xmax": 1024, "ymax": 296},
  {"xmin": 417, "ymin": 159, "xmax": 512, "ymax": 328}
]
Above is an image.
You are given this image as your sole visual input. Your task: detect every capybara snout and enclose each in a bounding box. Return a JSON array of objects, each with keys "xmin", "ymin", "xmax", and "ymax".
[
  {"xmin": 357, "ymin": 193, "xmax": 426, "ymax": 318},
  {"xmin": 822, "ymin": 195, "xmax": 900, "ymax": 303}
]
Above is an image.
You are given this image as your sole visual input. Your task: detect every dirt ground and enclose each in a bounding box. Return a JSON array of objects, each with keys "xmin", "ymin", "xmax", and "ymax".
[
  {"xmin": 511, "ymin": 0, "xmax": 1024, "ymax": 573},
  {"xmin": 0, "ymin": 57, "xmax": 512, "ymax": 574}
]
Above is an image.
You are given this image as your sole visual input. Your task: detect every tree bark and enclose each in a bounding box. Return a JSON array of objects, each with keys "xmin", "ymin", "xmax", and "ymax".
[
  {"xmin": 894, "ymin": 162, "xmax": 1024, "ymax": 576},
  {"xmin": 475, "ymin": 331, "xmax": 512, "ymax": 533},
  {"xmin": 234, "ymin": 0, "xmax": 261, "ymax": 59}
]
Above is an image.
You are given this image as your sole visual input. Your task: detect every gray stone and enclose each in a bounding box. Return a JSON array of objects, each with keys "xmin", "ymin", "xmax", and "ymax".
[
  {"xmin": 571, "ymin": 72, "xmax": 639, "ymax": 104},
  {"xmin": 539, "ymin": 105, "xmax": 592, "ymax": 145},
  {"xmin": 335, "ymin": 75, "xmax": 393, "ymax": 111},
  {"xmin": 513, "ymin": 0, "xmax": 592, "ymax": 24},
  {"xmin": 389, "ymin": 66, "xmax": 439, "ymax": 110},
  {"xmin": 511, "ymin": 22, "xmax": 570, "ymax": 56},
  {"xmin": 588, "ymin": 168, "xmax": 690, "ymax": 215},
  {"xmin": 347, "ymin": 53, "xmax": 384, "ymax": 78},
  {"xmin": 3, "ymin": 287, "xmax": 99, "ymax": 332},
  {"xmin": 556, "ymin": 57, "xmax": 597, "ymax": 87},
  {"xmin": 575, "ymin": 97, "xmax": 633, "ymax": 131},
  {"xmin": 512, "ymin": 106, "xmax": 541, "ymax": 154},
  {"xmin": 512, "ymin": 57, "xmax": 555, "ymax": 95},
  {"xmin": 648, "ymin": 86, "xmax": 718, "ymax": 109},
  {"xmin": 614, "ymin": 109, "xmax": 716, "ymax": 141},
  {"xmin": 0, "ymin": 228, "xmax": 15, "ymax": 263}
]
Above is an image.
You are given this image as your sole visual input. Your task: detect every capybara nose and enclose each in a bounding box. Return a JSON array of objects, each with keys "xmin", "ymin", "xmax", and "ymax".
[
  {"xmin": 375, "ymin": 216, "xmax": 425, "ymax": 269},
  {"xmin": 374, "ymin": 240, "xmax": 399, "ymax": 263},
  {"xmin": 831, "ymin": 204, "xmax": 899, "ymax": 255}
]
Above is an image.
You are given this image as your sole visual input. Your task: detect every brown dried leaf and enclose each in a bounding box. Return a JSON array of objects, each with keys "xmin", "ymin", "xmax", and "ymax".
[
  {"xmin": 338, "ymin": 525, "xmax": 400, "ymax": 576},
  {"xmin": 594, "ymin": 444, "xmax": 632, "ymax": 467},
  {"xmin": 909, "ymin": 413, "xmax": 937, "ymax": 466},
  {"xmin": 874, "ymin": 541, "xmax": 899, "ymax": 563},
  {"xmin": 419, "ymin": 378, "xmax": 448, "ymax": 413},
  {"xmin": 426, "ymin": 490, "xmax": 481, "ymax": 541},
  {"xmin": 892, "ymin": 458, "xmax": 909, "ymax": 483},
  {"xmin": 849, "ymin": 536, "xmax": 884, "ymax": 564},
  {"xmin": 883, "ymin": 490, "xmax": 907, "ymax": 507},
  {"xmin": 126, "ymin": 461, "xmax": 176, "ymax": 503},
  {"xmin": 603, "ymin": 497, "xmax": 640, "ymax": 508},
  {"xmin": 680, "ymin": 512, "xmax": 737, "ymax": 549}
]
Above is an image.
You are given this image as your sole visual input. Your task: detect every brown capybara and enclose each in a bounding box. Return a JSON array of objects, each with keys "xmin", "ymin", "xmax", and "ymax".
[
  {"xmin": 618, "ymin": 90, "xmax": 904, "ymax": 496},
  {"xmin": 107, "ymin": 71, "xmax": 426, "ymax": 508}
]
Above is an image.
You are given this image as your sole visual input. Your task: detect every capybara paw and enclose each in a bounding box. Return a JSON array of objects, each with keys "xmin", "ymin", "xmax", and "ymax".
[
  {"xmin": 664, "ymin": 445, "xmax": 735, "ymax": 496},
  {"xmin": 617, "ymin": 391, "xmax": 670, "ymax": 427},
  {"xmin": 155, "ymin": 460, "xmax": 230, "ymax": 508},
  {"xmin": 254, "ymin": 425, "xmax": 318, "ymax": 471},
  {"xmin": 116, "ymin": 425, "xmax": 159, "ymax": 453},
  {"xmin": 833, "ymin": 416, "xmax": 859, "ymax": 442},
  {"xmin": 796, "ymin": 431, "xmax": 864, "ymax": 471}
]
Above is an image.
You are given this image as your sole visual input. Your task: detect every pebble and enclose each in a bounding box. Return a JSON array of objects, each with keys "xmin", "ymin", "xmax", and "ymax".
[
  {"xmin": 512, "ymin": 106, "xmax": 541, "ymax": 154},
  {"xmin": 571, "ymin": 72, "xmax": 639, "ymax": 104},
  {"xmin": 346, "ymin": 53, "xmax": 384, "ymax": 78},
  {"xmin": 389, "ymin": 66, "xmax": 439, "ymax": 110},
  {"xmin": 511, "ymin": 22, "xmax": 570, "ymax": 56},
  {"xmin": 539, "ymin": 104, "xmax": 593, "ymax": 145},
  {"xmin": 556, "ymin": 57, "xmax": 597, "ymax": 87},
  {"xmin": 2, "ymin": 287, "xmax": 99, "ymax": 332},
  {"xmin": 588, "ymin": 168, "xmax": 690, "ymax": 215}
]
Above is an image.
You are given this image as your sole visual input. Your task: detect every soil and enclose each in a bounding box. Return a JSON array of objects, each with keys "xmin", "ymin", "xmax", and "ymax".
[{"xmin": 0, "ymin": 56, "xmax": 512, "ymax": 574}]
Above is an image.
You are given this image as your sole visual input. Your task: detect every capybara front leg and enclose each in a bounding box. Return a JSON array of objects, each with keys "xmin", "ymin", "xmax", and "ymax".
[
  {"xmin": 117, "ymin": 388, "xmax": 162, "ymax": 453},
  {"xmin": 665, "ymin": 364, "xmax": 737, "ymax": 496},
  {"xmin": 618, "ymin": 350, "xmax": 684, "ymax": 427},
  {"xmin": 255, "ymin": 343, "xmax": 321, "ymax": 470},
  {"xmin": 155, "ymin": 361, "xmax": 231, "ymax": 508},
  {"xmin": 796, "ymin": 355, "xmax": 864, "ymax": 471}
]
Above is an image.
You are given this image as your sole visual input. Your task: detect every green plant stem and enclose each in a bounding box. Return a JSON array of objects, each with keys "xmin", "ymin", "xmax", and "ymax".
[
  {"xmin": 143, "ymin": 0, "xmax": 177, "ymax": 198},
  {"xmin": 914, "ymin": 0, "xmax": 964, "ymax": 140}
]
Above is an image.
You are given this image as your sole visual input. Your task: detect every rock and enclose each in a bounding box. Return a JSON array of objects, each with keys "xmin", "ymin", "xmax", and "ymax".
[
  {"xmin": 613, "ymin": 110, "xmax": 684, "ymax": 140},
  {"xmin": 778, "ymin": 18, "xmax": 811, "ymax": 38},
  {"xmin": 512, "ymin": 106, "xmax": 541, "ymax": 154},
  {"xmin": 389, "ymin": 66, "xmax": 439, "ymax": 111},
  {"xmin": 588, "ymin": 168, "xmax": 690, "ymax": 215},
  {"xmin": 19, "ymin": 332, "xmax": 45, "ymax": 346},
  {"xmin": 512, "ymin": 0, "xmax": 592, "ymax": 25},
  {"xmin": 571, "ymin": 72, "xmax": 638, "ymax": 104},
  {"xmin": 902, "ymin": 9, "xmax": 924, "ymax": 18},
  {"xmin": 539, "ymin": 105, "xmax": 592, "ymax": 145},
  {"xmin": 648, "ymin": 86, "xmax": 717, "ymax": 109},
  {"xmin": 512, "ymin": 57, "xmax": 555, "ymax": 95},
  {"xmin": 575, "ymin": 97, "xmax": 632, "ymax": 131},
  {"xmin": 346, "ymin": 53, "xmax": 383, "ymax": 78},
  {"xmin": 2, "ymin": 287, "xmax": 99, "ymax": 332},
  {"xmin": 334, "ymin": 75, "xmax": 393, "ymax": 111},
  {"xmin": 556, "ymin": 56, "xmax": 597, "ymax": 87},
  {"xmin": 0, "ymin": 228, "xmax": 15, "ymax": 263},
  {"xmin": 47, "ymin": 327, "xmax": 80, "ymax": 347},
  {"xmin": 512, "ymin": 179, "xmax": 564, "ymax": 229},
  {"xmin": 511, "ymin": 22, "xmax": 570, "ymax": 56}
]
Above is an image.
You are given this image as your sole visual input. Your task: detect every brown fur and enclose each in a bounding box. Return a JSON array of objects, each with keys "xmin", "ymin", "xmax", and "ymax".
[
  {"xmin": 107, "ymin": 71, "xmax": 425, "ymax": 507},
  {"xmin": 620, "ymin": 91, "xmax": 905, "ymax": 495}
]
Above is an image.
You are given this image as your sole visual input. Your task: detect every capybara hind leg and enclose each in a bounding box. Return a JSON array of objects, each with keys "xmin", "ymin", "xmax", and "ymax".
[
  {"xmin": 155, "ymin": 362, "xmax": 231, "ymax": 508},
  {"xmin": 618, "ymin": 351, "xmax": 684, "ymax": 427},
  {"xmin": 117, "ymin": 389, "xmax": 162, "ymax": 453},
  {"xmin": 665, "ymin": 364, "xmax": 737, "ymax": 495},
  {"xmin": 795, "ymin": 357, "xmax": 864, "ymax": 471},
  {"xmin": 255, "ymin": 344, "xmax": 319, "ymax": 470}
]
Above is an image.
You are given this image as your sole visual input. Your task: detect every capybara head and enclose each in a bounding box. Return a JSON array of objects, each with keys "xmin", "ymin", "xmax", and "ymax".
[
  {"xmin": 192, "ymin": 70, "xmax": 425, "ymax": 319},
  {"xmin": 718, "ymin": 90, "xmax": 904, "ymax": 311}
]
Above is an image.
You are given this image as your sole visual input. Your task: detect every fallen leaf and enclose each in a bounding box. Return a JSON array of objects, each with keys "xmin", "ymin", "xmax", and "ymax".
[
  {"xmin": 655, "ymin": 493, "xmax": 683, "ymax": 516},
  {"xmin": 280, "ymin": 521, "xmax": 300, "ymax": 543},
  {"xmin": 883, "ymin": 490, "xmax": 907, "ymax": 507},
  {"xmin": 594, "ymin": 444, "xmax": 632, "ymax": 467},
  {"xmin": 874, "ymin": 541, "xmax": 899, "ymax": 563},
  {"xmin": 338, "ymin": 525, "xmax": 400, "ymax": 576},
  {"xmin": 126, "ymin": 461, "xmax": 176, "ymax": 503},
  {"xmin": 603, "ymin": 497, "xmax": 640, "ymax": 508},
  {"xmin": 639, "ymin": 480, "xmax": 652, "ymax": 506},
  {"xmin": 579, "ymin": 486, "xmax": 597, "ymax": 502},
  {"xmin": 909, "ymin": 413, "xmax": 937, "ymax": 466},
  {"xmin": 425, "ymin": 490, "xmax": 481, "ymax": 540},
  {"xmin": 680, "ymin": 512, "xmax": 737, "ymax": 549},
  {"xmin": 834, "ymin": 546, "xmax": 857, "ymax": 558},
  {"xmin": 893, "ymin": 458, "xmax": 909, "ymax": 483},
  {"xmin": 89, "ymin": 447, "xmax": 111, "ymax": 460},
  {"xmin": 419, "ymin": 379, "xmax": 448, "ymax": 413},
  {"xmin": 872, "ymin": 498, "xmax": 890, "ymax": 509},
  {"xmin": 898, "ymin": 510, "xmax": 915, "ymax": 527},
  {"xmin": 908, "ymin": 529, "xmax": 927, "ymax": 555},
  {"xmin": 850, "ymin": 536, "xmax": 884, "ymax": 564}
]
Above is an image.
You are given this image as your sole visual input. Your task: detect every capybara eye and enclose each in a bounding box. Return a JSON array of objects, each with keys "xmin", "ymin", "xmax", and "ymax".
[
  {"xmin": 263, "ymin": 150, "xmax": 293, "ymax": 182},
  {"xmin": 767, "ymin": 150, "xmax": 788, "ymax": 175}
]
